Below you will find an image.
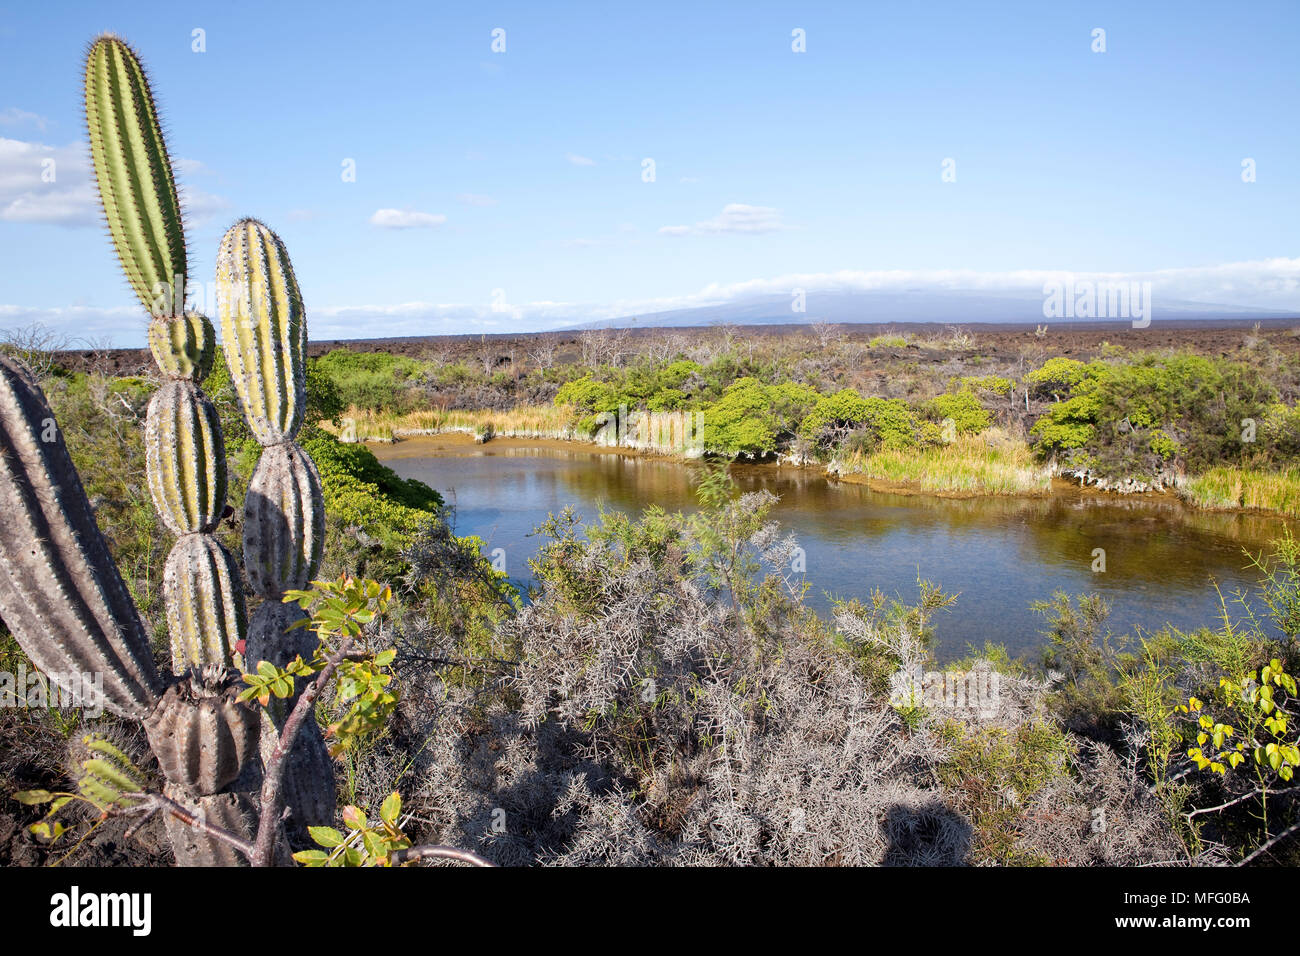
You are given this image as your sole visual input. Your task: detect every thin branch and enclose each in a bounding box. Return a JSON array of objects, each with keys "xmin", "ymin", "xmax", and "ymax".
[
  {"xmin": 389, "ymin": 844, "xmax": 496, "ymax": 867},
  {"xmin": 1185, "ymin": 788, "xmax": 1270, "ymax": 820},
  {"xmin": 122, "ymin": 792, "xmax": 255, "ymax": 860}
]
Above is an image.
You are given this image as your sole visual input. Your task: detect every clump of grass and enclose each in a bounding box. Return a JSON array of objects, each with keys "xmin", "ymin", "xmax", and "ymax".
[
  {"xmin": 837, "ymin": 429, "xmax": 1051, "ymax": 495},
  {"xmin": 329, "ymin": 405, "xmax": 575, "ymax": 442},
  {"xmin": 1184, "ymin": 466, "xmax": 1300, "ymax": 515},
  {"xmin": 868, "ymin": 333, "xmax": 910, "ymax": 348}
]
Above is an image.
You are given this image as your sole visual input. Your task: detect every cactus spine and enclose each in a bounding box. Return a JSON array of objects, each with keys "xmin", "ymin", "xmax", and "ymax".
[
  {"xmin": 218, "ymin": 218, "xmax": 334, "ymax": 839},
  {"xmin": 84, "ymin": 34, "xmax": 244, "ymax": 674}
]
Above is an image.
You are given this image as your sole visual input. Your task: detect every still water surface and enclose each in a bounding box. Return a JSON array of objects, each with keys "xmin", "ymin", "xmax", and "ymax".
[{"xmin": 372, "ymin": 437, "xmax": 1292, "ymax": 661}]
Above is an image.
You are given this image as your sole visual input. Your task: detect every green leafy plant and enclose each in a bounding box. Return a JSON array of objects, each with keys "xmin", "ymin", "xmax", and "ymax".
[
  {"xmin": 1179, "ymin": 659, "xmax": 1300, "ymax": 845},
  {"xmin": 241, "ymin": 576, "xmax": 398, "ymax": 756}
]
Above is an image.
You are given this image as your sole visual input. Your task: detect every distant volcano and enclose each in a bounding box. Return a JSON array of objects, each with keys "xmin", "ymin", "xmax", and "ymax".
[{"xmin": 564, "ymin": 289, "xmax": 1297, "ymax": 331}]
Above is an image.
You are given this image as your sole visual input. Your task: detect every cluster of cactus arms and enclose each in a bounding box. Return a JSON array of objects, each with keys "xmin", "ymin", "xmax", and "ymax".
[{"xmin": 0, "ymin": 34, "xmax": 332, "ymax": 865}]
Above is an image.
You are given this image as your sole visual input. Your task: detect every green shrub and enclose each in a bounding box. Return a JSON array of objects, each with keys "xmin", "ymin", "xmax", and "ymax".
[
  {"xmin": 1026, "ymin": 357, "xmax": 1094, "ymax": 399},
  {"xmin": 800, "ymin": 389, "xmax": 918, "ymax": 452},
  {"xmin": 554, "ymin": 375, "xmax": 619, "ymax": 414},
  {"xmin": 926, "ymin": 389, "xmax": 991, "ymax": 436},
  {"xmin": 1028, "ymin": 352, "xmax": 1277, "ymax": 478},
  {"xmin": 301, "ymin": 431, "xmax": 443, "ymax": 546},
  {"xmin": 960, "ymin": 374, "xmax": 1015, "ymax": 397},
  {"xmin": 703, "ymin": 378, "xmax": 781, "ymax": 455},
  {"xmin": 315, "ymin": 349, "xmax": 425, "ymax": 412}
]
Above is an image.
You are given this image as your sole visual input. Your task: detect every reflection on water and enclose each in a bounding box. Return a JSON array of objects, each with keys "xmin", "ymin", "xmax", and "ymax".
[{"xmin": 373, "ymin": 439, "xmax": 1292, "ymax": 661}]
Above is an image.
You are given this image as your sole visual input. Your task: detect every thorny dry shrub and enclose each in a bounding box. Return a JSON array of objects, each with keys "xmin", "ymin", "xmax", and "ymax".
[
  {"xmin": 1015, "ymin": 738, "xmax": 1206, "ymax": 866},
  {"xmin": 369, "ymin": 476, "xmax": 1188, "ymax": 866}
]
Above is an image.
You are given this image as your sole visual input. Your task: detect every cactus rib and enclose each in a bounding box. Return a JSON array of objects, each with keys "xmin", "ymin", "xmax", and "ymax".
[
  {"xmin": 143, "ymin": 667, "xmax": 260, "ymax": 795},
  {"xmin": 145, "ymin": 380, "xmax": 227, "ymax": 535},
  {"xmin": 245, "ymin": 442, "xmax": 324, "ymax": 598},
  {"xmin": 0, "ymin": 357, "xmax": 163, "ymax": 717}
]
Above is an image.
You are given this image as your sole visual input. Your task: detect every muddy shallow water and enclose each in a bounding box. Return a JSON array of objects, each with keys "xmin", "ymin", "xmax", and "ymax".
[{"xmin": 372, "ymin": 435, "xmax": 1292, "ymax": 662}]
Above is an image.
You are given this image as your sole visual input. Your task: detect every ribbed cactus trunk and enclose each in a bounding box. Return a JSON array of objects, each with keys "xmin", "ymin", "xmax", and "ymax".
[
  {"xmin": 0, "ymin": 357, "xmax": 271, "ymax": 865},
  {"xmin": 217, "ymin": 219, "xmax": 335, "ymax": 843},
  {"xmin": 83, "ymin": 35, "xmax": 259, "ymax": 865},
  {"xmin": 0, "ymin": 358, "xmax": 164, "ymax": 717}
]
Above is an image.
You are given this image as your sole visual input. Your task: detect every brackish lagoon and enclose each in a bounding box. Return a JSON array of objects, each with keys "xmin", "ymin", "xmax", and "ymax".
[{"xmin": 372, "ymin": 436, "xmax": 1292, "ymax": 661}]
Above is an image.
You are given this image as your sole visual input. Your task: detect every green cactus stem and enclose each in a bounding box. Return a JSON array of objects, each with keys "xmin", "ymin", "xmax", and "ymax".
[
  {"xmin": 149, "ymin": 313, "xmax": 216, "ymax": 380},
  {"xmin": 144, "ymin": 380, "xmax": 227, "ymax": 535},
  {"xmin": 216, "ymin": 219, "xmax": 307, "ymax": 445},
  {"xmin": 163, "ymin": 534, "xmax": 246, "ymax": 671},
  {"xmin": 84, "ymin": 35, "xmax": 188, "ymax": 317}
]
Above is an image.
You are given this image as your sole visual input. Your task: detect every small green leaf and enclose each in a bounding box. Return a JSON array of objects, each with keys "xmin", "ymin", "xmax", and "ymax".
[
  {"xmin": 13, "ymin": 789, "xmax": 54, "ymax": 805},
  {"xmin": 308, "ymin": 826, "xmax": 346, "ymax": 848},
  {"xmin": 380, "ymin": 792, "xmax": 401, "ymax": 826}
]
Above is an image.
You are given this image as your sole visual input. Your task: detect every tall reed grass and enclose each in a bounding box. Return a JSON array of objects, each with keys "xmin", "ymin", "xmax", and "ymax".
[
  {"xmin": 1183, "ymin": 466, "xmax": 1300, "ymax": 515},
  {"xmin": 835, "ymin": 430, "xmax": 1052, "ymax": 495}
]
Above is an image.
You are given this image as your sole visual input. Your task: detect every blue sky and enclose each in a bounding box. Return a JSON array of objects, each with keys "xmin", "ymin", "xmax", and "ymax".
[{"xmin": 0, "ymin": 0, "xmax": 1297, "ymax": 344}]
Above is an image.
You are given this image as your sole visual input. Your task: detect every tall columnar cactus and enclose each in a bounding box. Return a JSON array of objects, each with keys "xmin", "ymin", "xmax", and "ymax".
[
  {"xmin": 0, "ymin": 357, "xmax": 264, "ymax": 866},
  {"xmin": 217, "ymin": 218, "xmax": 334, "ymax": 836},
  {"xmin": 0, "ymin": 33, "xmax": 340, "ymax": 866},
  {"xmin": 84, "ymin": 34, "xmax": 243, "ymax": 674},
  {"xmin": 80, "ymin": 34, "xmax": 260, "ymax": 864}
]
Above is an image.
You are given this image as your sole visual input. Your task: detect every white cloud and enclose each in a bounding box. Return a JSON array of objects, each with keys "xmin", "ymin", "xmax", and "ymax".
[
  {"xmin": 456, "ymin": 193, "xmax": 497, "ymax": 207},
  {"xmin": 566, "ymin": 153, "xmax": 596, "ymax": 166},
  {"xmin": 659, "ymin": 203, "xmax": 786, "ymax": 237},
  {"xmin": 0, "ymin": 138, "xmax": 98, "ymax": 226},
  {"xmin": 0, "ymin": 108, "xmax": 49, "ymax": 132},
  {"xmin": 369, "ymin": 208, "xmax": 447, "ymax": 229},
  {"xmin": 0, "ymin": 137, "xmax": 228, "ymax": 227}
]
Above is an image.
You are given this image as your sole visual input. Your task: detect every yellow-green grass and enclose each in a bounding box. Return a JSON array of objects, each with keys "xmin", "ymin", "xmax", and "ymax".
[
  {"xmin": 1184, "ymin": 466, "xmax": 1300, "ymax": 515},
  {"xmin": 836, "ymin": 430, "xmax": 1052, "ymax": 496},
  {"xmin": 325, "ymin": 405, "xmax": 575, "ymax": 443}
]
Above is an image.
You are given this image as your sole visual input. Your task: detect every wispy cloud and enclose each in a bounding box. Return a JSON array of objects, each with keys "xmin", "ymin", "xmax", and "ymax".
[
  {"xmin": 456, "ymin": 193, "xmax": 497, "ymax": 207},
  {"xmin": 566, "ymin": 152, "xmax": 596, "ymax": 167},
  {"xmin": 369, "ymin": 208, "xmax": 447, "ymax": 229},
  {"xmin": 659, "ymin": 203, "xmax": 786, "ymax": 237},
  {"xmin": 0, "ymin": 108, "xmax": 49, "ymax": 132}
]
